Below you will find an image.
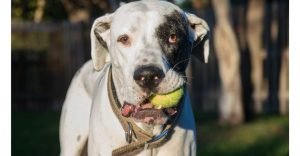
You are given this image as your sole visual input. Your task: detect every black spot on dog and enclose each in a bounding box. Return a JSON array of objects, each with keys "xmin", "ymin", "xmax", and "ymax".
[{"xmin": 155, "ymin": 10, "xmax": 193, "ymax": 73}]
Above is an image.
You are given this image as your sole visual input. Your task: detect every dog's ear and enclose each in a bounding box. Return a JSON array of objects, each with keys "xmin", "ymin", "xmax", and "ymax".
[
  {"xmin": 91, "ymin": 13, "xmax": 114, "ymax": 71},
  {"xmin": 185, "ymin": 12, "xmax": 210, "ymax": 63}
]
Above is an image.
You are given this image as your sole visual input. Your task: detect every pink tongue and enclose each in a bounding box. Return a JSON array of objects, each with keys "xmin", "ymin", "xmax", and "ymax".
[
  {"xmin": 121, "ymin": 103, "xmax": 136, "ymax": 117},
  {"xmin": 121, "ymin": 102, "xmax": 175, "ymax": 125},
  {"xmin": 121, "ymin": 102, "xmax": 154, "ymax": 117}
]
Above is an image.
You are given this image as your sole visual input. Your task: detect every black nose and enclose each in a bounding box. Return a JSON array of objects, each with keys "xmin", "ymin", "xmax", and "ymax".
[{"xmin": 133, "ymin": 66, "xmax": 165, "ymax": 89}]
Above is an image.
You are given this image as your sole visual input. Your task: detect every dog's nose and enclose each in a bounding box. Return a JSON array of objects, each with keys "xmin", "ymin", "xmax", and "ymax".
[{"xmin": 133, "ymin": 66, "xmax": 165, "ymax": 89}]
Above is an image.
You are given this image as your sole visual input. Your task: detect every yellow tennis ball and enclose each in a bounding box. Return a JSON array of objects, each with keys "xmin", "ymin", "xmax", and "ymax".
[{"xmin": 149, "ymin": 87, "xmax": 184, "ymax": 109}]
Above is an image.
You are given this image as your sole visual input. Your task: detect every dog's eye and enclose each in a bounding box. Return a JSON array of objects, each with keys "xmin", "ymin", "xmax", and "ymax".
[
  {"xmin": 117, "ymin": 34, "xmax": 130, "ymax": 45},
  {"xmin": 168, "ymin": 34, "xmax": 177, "ymax": 44}
]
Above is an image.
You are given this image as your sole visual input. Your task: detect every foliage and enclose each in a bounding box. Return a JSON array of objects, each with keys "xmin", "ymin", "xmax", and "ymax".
[{"xmin": 12, "ymin": 0, "xmax": 68, "ymax": 22}]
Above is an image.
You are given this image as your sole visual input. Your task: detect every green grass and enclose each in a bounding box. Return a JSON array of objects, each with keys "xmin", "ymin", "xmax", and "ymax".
[
  {"xmin": 197, "ymin": 116, "xmax": 289, "ymax": 156},
  {"xmin": 12, "ymin": 111, "xmax": 61, "ymax": 156},
  {"xmin": 12, "ymin": 112, "xmax": 288, "ymax": 156}
]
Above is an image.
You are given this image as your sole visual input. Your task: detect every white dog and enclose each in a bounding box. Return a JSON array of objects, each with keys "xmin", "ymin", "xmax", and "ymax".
[{"xmin": 59, "ymin": 1, "xmax": 209, "ymax": 155}]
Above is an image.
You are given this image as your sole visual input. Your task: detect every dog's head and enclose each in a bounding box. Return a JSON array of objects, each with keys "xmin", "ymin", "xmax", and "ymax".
[{"xmin": 91, "ymin": 1, "xmax": 209, "ymax": 125}]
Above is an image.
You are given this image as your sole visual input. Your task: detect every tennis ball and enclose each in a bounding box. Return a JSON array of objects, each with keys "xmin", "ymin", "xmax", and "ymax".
[{"xmin": 149, "ymin": 87, "xmax": 184, "ymax": 109}]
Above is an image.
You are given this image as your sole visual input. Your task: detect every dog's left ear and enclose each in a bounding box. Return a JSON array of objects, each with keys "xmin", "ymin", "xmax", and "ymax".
[
  {"xmin": 91, "ymin": 13, "xmax": 114, "ymax": 71},
  {"xmin": 185, "ymin": 12, "xmax": 210, "ymax": 63}
]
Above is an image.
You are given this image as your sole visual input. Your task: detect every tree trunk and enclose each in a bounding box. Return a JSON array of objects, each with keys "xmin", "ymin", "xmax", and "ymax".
[
  {"xmin": 61, "ymin": 0, "xmax": 91, "ymax": 23},
  {"xmin": 246, "ymin": 0, "xmax": 268, "ymax": 114},
  {"xmin": 34, "ymin": 0, "xmax": 46, "ymax": 23},
  {"xmin": 212, "ymin": 0, "xmax": 244, "ymax": 124},
  {"xmin": 279, "ymin": 48, "xmax": 288, "ymax": 115}
]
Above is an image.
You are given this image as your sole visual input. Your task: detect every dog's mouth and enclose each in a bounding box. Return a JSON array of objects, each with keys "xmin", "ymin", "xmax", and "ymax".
[{"xmin": 121, "ymin": 99, "xmax": 177, "ymax": 125}]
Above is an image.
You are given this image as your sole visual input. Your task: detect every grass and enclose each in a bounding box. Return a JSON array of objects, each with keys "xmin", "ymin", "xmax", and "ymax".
[
  {"xmin": 12, "ymin": 111, "xmax": 61, "ymax": 156},
  {"xmin": 197, "ymin": 116, "xmax": 289, "ymax": 156},
  {"xmin": 12, "ymin": 111, "xmax": 288, "ymax": 156}
]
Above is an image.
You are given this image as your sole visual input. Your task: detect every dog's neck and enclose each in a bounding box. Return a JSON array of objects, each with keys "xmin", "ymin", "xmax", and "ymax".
[
  {"xmin": 111, "ymin": 67, "xmax": 164, "ymax": 135},
  {"xmin": 136, "ymin": 122, "xmax": 164, "ymax": 135}
]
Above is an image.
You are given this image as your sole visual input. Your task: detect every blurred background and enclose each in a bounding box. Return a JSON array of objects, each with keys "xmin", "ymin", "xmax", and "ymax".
[{"xmin": 12, "ymin": 0, "xmax": 289, "ymax": 155}]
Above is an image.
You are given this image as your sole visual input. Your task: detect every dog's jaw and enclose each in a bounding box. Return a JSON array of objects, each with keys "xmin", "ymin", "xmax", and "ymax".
[{"xmin": 136, "ymin": 122, "xmax": 164, "ymax": 136}]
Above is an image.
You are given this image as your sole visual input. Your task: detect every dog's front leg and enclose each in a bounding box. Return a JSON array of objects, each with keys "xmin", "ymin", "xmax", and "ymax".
[{"xmin": 59, "ymin": 79, "xmax": 91, "ymax": 156}]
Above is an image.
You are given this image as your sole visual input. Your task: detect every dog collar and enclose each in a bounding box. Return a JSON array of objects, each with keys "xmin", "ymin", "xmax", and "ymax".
[{"xmin": 107, "ymin": 67, "xmax": 184, "ymax": 156}]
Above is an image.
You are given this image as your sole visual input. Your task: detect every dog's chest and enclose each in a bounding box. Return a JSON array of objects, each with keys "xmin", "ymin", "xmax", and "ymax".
[{"xmin": 88, "ymin": 67, "xmax": 126, "ymax": 155}]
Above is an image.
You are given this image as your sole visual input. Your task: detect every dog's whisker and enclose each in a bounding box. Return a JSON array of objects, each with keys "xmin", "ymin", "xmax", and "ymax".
[{"xmin": 169, "ymin": 58, "xmax": 191, "ymax": 71}]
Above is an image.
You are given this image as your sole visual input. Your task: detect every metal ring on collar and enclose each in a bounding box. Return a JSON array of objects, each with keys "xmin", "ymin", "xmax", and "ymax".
[{"xmin": 125, "ymin": 122, "xmax": 133, "ymax": 143}]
